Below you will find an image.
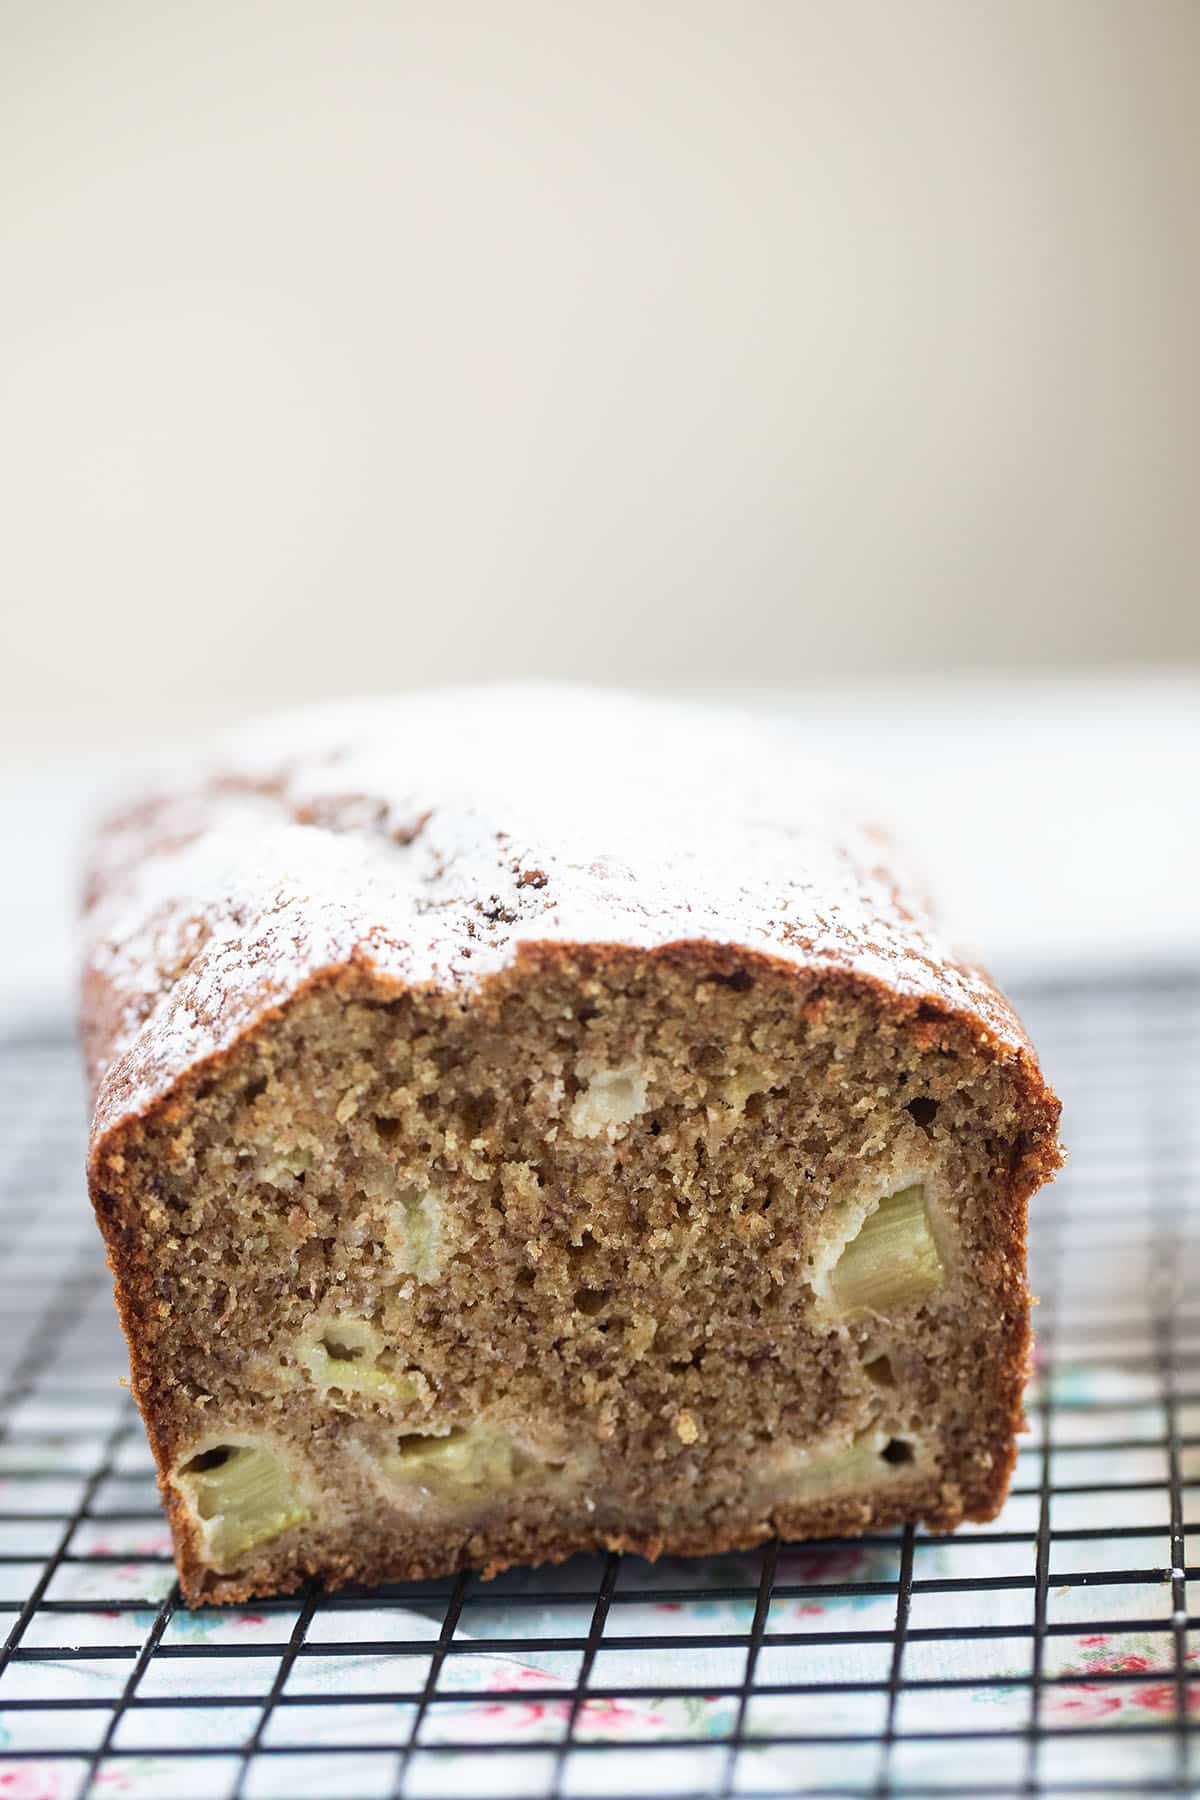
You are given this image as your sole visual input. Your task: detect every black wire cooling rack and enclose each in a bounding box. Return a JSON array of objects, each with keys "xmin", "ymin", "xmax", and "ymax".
[{"xmin": 2, "ymin": 973, "xmax": 1199, "ymax": 1800}]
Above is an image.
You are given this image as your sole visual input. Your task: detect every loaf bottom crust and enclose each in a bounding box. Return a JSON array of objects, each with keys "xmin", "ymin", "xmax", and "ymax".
[
  {"xmin": 164, "ymin": 1484, "xmax": 987, "ymax": 1605},
  {"xmin": 89, "ymin": 945, "xmax": 1058, "ymax": 1605}
]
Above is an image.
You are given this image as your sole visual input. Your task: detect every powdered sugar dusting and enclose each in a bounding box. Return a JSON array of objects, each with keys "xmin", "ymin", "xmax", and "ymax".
[{"xmin": 82, "ymin": 686, "xmax": 1031, "ymax": 1144}]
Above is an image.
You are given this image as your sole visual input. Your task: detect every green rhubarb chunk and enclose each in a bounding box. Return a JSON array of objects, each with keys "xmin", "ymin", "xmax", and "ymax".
[
  {"xmin": 392, "ymin": 1183, "xmax": 436, "ymax": 1278},
  {"xmin": 789, "ymin": 1430, "xmax": 917, "ymax": 1494},
  {"xmin": 382, "ymin": 1428, "xmax": 542, "ymax": 1496},
  {"xmin": 299, "ymin": 1337, "xmax": 419, "ymax": 1406},
  {"xmin": 179, "ymin": 1445, "xmax": 307, "ymax": 1566},
  {"xmin": 830, "ymin": 1184, "xmax": 945, "ymax": 1316},
  {"xmin": 297, "ymin": 1316, "xmax": 420, "ymax": 1407}
]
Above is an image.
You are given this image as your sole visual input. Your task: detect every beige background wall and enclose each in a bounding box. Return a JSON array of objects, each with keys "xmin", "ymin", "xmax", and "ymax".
[{"xmin": 2, "ymin": 0, "xmax": 1198, "ymax": 752}]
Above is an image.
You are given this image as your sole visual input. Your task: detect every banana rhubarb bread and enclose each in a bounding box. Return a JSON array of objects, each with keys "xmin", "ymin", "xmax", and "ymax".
[{"xmin": 81, "ymin": 687, "xmax": 1061, "ymax": 1604}]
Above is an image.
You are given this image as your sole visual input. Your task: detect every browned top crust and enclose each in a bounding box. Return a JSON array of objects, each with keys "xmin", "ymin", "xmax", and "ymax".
[{"xmin": 81, "ymin": 686, "xmax": 1052, "ymax": 1155}]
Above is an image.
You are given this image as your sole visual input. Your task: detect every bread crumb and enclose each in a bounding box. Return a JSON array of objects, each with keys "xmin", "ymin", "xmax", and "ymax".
[{"xmin": 676, "ymin": 1410, "xmax": 699, "ymax": 1445}]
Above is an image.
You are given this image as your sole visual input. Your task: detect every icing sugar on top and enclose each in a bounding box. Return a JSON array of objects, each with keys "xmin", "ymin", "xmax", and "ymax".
[{"xmin": 83, "ymin": 685, "xmax": 1030, "ymax": 1142}]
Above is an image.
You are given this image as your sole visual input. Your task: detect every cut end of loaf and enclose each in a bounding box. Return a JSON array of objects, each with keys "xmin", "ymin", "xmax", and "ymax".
[{"xmin": 89, "ymin": 943, "xmax": 1060, "ymax": 1604}]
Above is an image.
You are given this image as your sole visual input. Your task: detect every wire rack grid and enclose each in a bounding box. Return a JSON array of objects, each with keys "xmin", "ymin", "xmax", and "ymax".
[{"xmin": 1, "ymin": 974, "xmax": 1198, "ymax": 1800}]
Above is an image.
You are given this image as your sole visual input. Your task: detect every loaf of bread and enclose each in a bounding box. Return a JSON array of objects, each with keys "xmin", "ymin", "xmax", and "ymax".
[{"xmin": 81, "ymin": 687, "xmax": 1061, "ymax": 1604}]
